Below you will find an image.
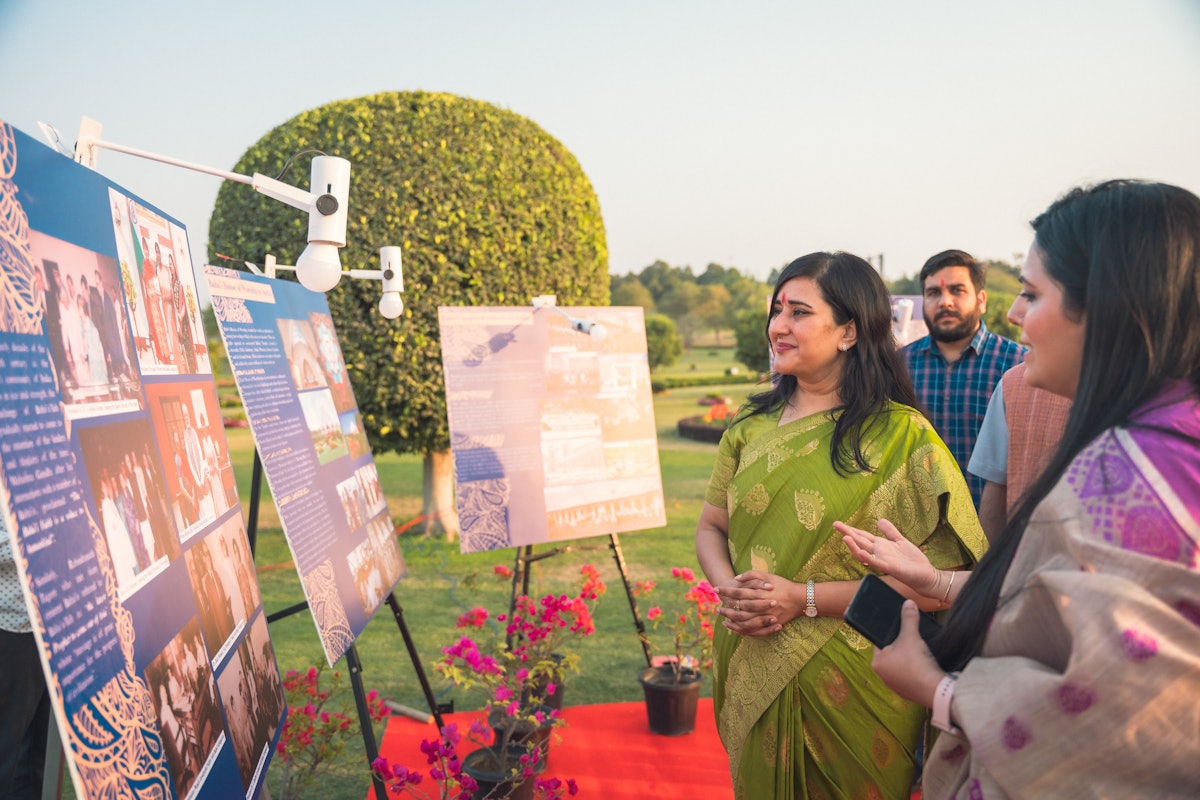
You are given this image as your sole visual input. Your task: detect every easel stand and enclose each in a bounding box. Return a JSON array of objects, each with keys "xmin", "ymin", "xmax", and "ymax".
[
  {"xmin": 246, "ymin": 451, "xmax": 448, "ymax": 800},
  {"xmin": 507, "ymin": 533, "xmax": 653, "ymax": 668}
]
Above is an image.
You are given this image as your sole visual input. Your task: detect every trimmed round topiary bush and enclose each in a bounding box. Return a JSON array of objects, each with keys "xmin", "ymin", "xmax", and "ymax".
[{"xmin": 208, "ymin": 90, "xmax": 609, "ymax": 459}]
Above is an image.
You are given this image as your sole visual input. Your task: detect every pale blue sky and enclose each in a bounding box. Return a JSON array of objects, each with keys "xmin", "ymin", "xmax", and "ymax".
[{"xmin": 2, "ymin": 0, "xmax": 1198, "ymax": 286}]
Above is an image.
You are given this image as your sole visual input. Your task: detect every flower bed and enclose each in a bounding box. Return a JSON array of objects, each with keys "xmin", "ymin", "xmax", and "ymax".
[{"xmin": 677, "ymin": 401, "xmax": 732, "ymax": 443}]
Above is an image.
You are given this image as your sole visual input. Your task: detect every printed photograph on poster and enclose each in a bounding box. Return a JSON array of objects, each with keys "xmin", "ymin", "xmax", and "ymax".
[
  {"xmin": 207, "ymin": 265, "xmax": 406, "ymax": 666},
  {"xmin": 347, "ymin": 535, "xmax": 388, "ymax": 614},
  {"xmin": 109, "ymin": 190, "xmax": 209, "ymax": 377},
  {"xmin": 145, "ymin": 616, "xmax": 227, "ymax": 800},
  {"xmin": 299, "ymin": 387, "xmax": 348, "ymax": 464},
  {"xmin": 29, "ymin": 229, "xmax": 142, "ymax": 415},
  {"xmin": 341, "ymin": 409, "xmax": 370, "ymax": 459},
  {"xmin": 358, "ymin": 462, "xmax": 386, "ymax": 517},
  {"xmin": 310, "ymin": 310, "xmax": 356, "ymax": 413},
  {"xmin": 439, "ymin": 305, "xmax": 667, "ymax": 553},
  {"xmin": 278, "ymin": 316, "xmax": 328, "ymax": 391},
  {"xmin": 78, "ymin": 418, "xmax": 180, "ymax": 596},
  {"xmin": 184, "ymin": 515, "xmax": 262, "ymax": 666},
  {"xmin": 216, "ymin": 612, "xmax": 284, "ymax": 793},
  {"xmin": 145, "ymin": 382, "xmax": 236, "ymax": 539},
  {"xmin": 336, "ymin": 472, "xmax": 370, "ymax": 531},
  {"xmin": 366, "ymin": 511, "xmax": 405, "ymax": 589}
]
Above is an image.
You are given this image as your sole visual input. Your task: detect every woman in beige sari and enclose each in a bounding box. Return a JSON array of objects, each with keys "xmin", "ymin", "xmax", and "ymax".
[
  {"xmin": 841, "ymin": 180, "xmax": 1200, "ymax": 798},
  {"xmin": 696, "ymin": 252, "xmax": 987, "ymax": 799}
]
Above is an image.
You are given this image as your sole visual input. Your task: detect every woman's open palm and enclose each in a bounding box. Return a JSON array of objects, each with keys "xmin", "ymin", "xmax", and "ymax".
[{"xmin": 835, "ymin": 519, "xmax": 938, "ymax": 595}]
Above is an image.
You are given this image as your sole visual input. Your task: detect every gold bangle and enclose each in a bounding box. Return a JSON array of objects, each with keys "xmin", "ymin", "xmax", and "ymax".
[{"xmin": 939, "ymin": 570, "xmax": 956, "ymax": 608}]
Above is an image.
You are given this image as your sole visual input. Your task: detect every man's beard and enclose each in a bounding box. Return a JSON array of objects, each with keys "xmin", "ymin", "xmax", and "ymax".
[{"xmin": 925, "ymin": 310, "xmax": 980, "ymax": 343}]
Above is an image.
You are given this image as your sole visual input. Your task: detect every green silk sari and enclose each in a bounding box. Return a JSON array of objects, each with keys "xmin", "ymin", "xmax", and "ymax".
[{"xmin": 706, "ymin": 402, "xmax": 986, "ymax": 800}]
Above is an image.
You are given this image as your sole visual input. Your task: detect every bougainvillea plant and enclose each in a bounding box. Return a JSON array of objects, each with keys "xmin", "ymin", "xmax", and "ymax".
[
  {"xmin": 275, "ymin": 664, "xmax": 390, "ymax": 800},
  {"xmin": 435, "ymin": 564, "xmax": 606, "ymax": 775},
  {"xmin": 634, "ymin": 566, "xmax": 721, "ymax": 683},
  {"xmin": 372, "ymin": 722, "xmax": 579, "ymax": 799}
]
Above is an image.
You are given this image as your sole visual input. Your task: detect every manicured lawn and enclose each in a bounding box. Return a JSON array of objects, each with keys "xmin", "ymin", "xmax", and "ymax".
[
  {"xmin": 244, "ymin": 366, "xmax": 759, "ymax": 799},
  {"xmin": 657, "ymin": 339, "xmax": 757, "ymax": 384}
]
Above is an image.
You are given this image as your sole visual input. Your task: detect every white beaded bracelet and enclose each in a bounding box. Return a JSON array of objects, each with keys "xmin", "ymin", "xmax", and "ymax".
[{"xmin": 932, "ymin": 672, "xmax": 962, "ymax": 735}]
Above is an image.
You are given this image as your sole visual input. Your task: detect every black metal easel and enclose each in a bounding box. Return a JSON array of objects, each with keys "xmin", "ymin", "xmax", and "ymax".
[
  {"xmin": 246, "ymin": 451, "xmax": 449, "ymax": 800},
  {"xmin": 506, "ymin": 533, "xmax": 654, "ymax": 668}
]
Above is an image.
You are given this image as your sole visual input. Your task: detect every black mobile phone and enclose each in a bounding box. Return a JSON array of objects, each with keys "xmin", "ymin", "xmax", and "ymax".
[{"xmin": 844, "ymin": 573, "xmax": 941, "ymax": 648}]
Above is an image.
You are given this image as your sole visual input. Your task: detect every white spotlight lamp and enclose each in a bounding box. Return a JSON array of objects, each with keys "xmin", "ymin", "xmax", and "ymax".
[
  {"xmin": 291, "ymin": 155, "xmax": 351, "ymax": 292},
  {"xmin": 565, "ymin": 316, "xmax": 607, "ymax": 341},
  {"xmin": 377, "ymin": 246, "xmax": 405, "ymax": 320},
  {"xmin": 345, "ymin": 246, "xmax": 404, "ymax": 320},
  {"xmin": 531, "ymin": 294, "xmax": 607, "ymax": 341}
]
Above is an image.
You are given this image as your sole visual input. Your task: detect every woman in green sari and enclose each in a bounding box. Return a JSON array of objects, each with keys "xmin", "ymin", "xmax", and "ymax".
[{"xmin": 696, "ymin": 252, "xmax": 987, "ymax": 799}]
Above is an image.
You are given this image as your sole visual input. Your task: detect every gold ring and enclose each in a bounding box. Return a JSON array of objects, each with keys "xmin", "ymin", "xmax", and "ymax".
[{"xmin": 733, "ymin": 600, "xmax": 741, "ymax": 611}]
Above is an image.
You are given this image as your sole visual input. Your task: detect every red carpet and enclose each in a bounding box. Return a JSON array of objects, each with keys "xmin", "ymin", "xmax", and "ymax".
[{"xmin": 371, "ymin": 699, "xmax": 734, "ymax": 798}]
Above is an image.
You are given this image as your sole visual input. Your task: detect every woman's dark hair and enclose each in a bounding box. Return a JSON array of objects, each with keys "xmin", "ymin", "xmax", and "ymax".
[
  {"xmin": 933, "ymin": 180, "xmax": 1200, "ymax": 671},
  {"xmin": 736, "ymin": 251, "xmax": 920, "ymax": 475}
]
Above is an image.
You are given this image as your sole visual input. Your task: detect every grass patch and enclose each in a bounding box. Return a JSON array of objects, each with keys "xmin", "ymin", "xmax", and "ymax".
[{"xmin": 656, "ymin": 343, "xmax": 751, "ymax": 381}]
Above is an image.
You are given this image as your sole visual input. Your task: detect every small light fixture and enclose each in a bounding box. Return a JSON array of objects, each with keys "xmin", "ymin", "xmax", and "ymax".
[
  {"xmin": 532, "ymin": 294, "xmax": 607, "ymax": 341},
  {"xmin": 347, "ymin": 246, "xmax": 405, "ymax": 320}
]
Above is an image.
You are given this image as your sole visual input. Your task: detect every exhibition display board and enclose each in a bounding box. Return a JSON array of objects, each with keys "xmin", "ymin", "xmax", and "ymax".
[
  {"xmin": 0, "ymin": 121, "xmax": 284, "ymax": 799},
  {"xmin": 207, "ymin": 267, "xmax": 405, "ymax": 666},
  {"xmin": 438, "ymin": 305, "xmax": 666, "ymax": 553}
]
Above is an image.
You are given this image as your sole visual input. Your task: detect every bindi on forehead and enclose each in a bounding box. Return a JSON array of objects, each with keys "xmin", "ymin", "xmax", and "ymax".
[{"xmin": 779, "ymin": 292, "xmax": 788, "ymax": 305}]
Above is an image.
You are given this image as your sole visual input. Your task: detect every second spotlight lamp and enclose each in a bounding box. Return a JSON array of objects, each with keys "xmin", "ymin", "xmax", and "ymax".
[
  {"xmin": 255, "ymin": 245, "xmax": 404, "ymax": 320},
  {"xmin": 350, "ymin": 246, "xmax": 405, "ymax": 320}
]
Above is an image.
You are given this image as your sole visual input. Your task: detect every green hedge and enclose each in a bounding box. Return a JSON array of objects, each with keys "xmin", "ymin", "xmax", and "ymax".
[
  {"xmin": 676, "ymin": 415, "xmax": 726, "ymax": 443},
  {"xmin": 652, "ymin": 373, "xmax": 764, "ymax": 394}
]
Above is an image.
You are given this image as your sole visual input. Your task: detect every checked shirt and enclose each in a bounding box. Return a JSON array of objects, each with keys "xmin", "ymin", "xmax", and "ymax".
[{"xmin": 903, "ymin": 322, "xmax": 1024, "ymax": 507}]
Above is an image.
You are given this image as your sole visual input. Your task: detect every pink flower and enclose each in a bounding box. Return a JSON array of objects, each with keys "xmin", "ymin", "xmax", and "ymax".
[
  {"xmin": 468, "ymin": 719, "xmax": 489, "ymax": 741},
  {"xmin": 671, "ymin": 567, "xmax": 696, "ymax": 582}
]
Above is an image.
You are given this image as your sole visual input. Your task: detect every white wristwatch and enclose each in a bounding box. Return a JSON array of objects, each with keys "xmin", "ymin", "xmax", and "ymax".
[
  {"xmin": 932, "ymin": 673, "xmax": 962, "ymax": 735},
  {"xmin": 804, "ymin": 579, "xmax": 818, "ymax": 617}
]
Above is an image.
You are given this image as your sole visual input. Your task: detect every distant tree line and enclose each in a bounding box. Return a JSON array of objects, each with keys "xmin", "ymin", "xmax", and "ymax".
[
  {"xmin": 613, "ymin": 257, "xmax": 1023, "ymax": 373},
  {"xmin": 611, "ymin": 261, "xmax": 772, "ymax": 371}
]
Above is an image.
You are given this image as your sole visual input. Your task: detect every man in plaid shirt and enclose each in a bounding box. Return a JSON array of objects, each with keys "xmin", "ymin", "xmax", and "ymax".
[{"xmin": 902, "ymin": 250, "xmax": 1024, "ymax": 508}]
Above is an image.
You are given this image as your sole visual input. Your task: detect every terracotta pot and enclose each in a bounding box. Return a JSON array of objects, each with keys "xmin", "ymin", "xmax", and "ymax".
[{"xmin": 638, "ymin": 665, "xmax": 703, "ymax": 736}]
